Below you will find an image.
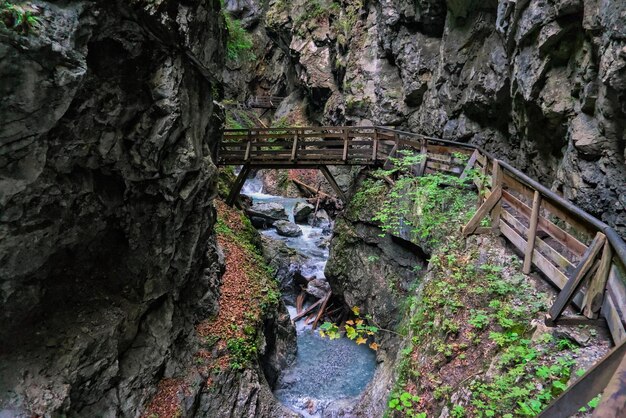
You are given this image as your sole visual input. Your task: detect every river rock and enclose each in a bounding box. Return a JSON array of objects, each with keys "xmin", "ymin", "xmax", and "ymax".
[
  {"xmin": 306, "ymin": 278, "xmax": 331, "ymax": 299},
  {"xmin": 250, "ymin": 202, "xmax": 289, "ymax": 223},
  {"xmin": 309, "ymin": 208, "xmax": 331, "ymax": 227},
  {"xmin": 274, "ymin": 220, "xmax": 303, "ymax": 237},
  {"xmin": 293, "ymin": 201, "xmax": 314, "ymax": 223}
]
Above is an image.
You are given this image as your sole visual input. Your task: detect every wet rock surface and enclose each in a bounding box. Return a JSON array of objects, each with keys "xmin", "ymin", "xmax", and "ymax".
[
  {"xmin": 0, "ymin": 0, "xmax": 225, "ymax": 415},
  {"xmin": 275, "ymin": 220, "xmax": 303, "ymax": 237},
  {"xmin": 293, "ymin": 201, "xmax": 315, "ymax": 223}
]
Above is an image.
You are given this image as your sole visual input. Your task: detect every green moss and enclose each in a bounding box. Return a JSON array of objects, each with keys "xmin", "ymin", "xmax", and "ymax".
[{"xmin": 0, "ymin": 1, "xmax": 40, "ymax": 35}]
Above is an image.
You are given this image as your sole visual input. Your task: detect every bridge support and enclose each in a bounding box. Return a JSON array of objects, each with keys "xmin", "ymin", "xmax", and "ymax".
[
  {"xmin": 319, "ymin": 165, "xmax": 347, "ymax": 202},
  {"xmin": 227, "ymin": 165, "xmax": 251, "ymax": 206}
]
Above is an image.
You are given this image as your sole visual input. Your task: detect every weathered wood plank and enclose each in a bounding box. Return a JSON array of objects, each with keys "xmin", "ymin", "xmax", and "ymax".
[
  {"xmin": 502, "ymin": 190, "xmax": 588, "ymax": 257},
  {"xmin": 583, "ymin": 242, "xmax": 614, "ymax": 318},
  {"xmin": 459, "ymin": 150, "xmax": 479, "ymax": 180},
  {"xmin": 524, "ymin": 191, "xmax": 542, "ymax": 274},
  {"xmin": 463, "ymin": 186, "xmax": 502, "ymax": 236},
  {"xmin": 547, "ymin": 232, "xmax": 606, "ymax": 325}
]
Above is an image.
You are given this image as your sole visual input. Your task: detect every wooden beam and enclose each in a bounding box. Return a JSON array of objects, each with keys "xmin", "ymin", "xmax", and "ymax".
[
  {"xmin": 291, "ymin": 130, "xmax": 299, "ymax": 161},
  {"xmin": 523, "ymin": 190, "xmax": 542, "ymax": 274},
  {"xmin": 319, "ymin": 165, "xmax": 347, "ymax": 202},
  {"xmin": 417, "ymin": 140, "xmax": 428, "ymax": 177},
  {"xmin": 594, "ymin": 350, "xmax": 626, "ymax": 418},
  {"xmin": 372, "ymin": 129, "xmax": 379, "ymax": 161},
  {"xmin": 342, "ymin": 128, "xmax": 349, "ymax": 161},
  {"xmin": 226, "ymin": 165, "xmax": 251, "ymax": 206},
  {"xmin": 312, "ymin": 292, "xmax": 331, "ymax": 330},
  {"xmin": 463, "ymin": 185, "xmax": 502, "ymax": 236},
  {"xmin": 459, "ymin": 150, "xmax": 479, "ymax": 180},
  {"xmin": 538, "ymin": 338, "xmax": 626, "ymax": 418},
  {"xmin": 546, "ymin": 232, "xmax": 606, "ymax": 325},
  {"xmin": 490, "ymin": 160, "xmax": 503, "ymax": 233},
  {"xmin": 384, "ymin": 134, "xmax": 399, "ymax": 170},
  {"xmin": 583, "ymin": 242, "xmax": 614, "ymax": 318}
]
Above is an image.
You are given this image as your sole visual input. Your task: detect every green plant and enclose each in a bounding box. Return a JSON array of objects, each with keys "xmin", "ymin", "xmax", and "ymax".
[
  {"xmin": 320, "ymin": 306, "xmax": 380, "ymax": 350},
  {"xmin": 388, "ymin": 391, "xmax": 425, "ymax": 417},
  {"xmin": 227, "ymin": 337, "xmax": 257, "ymax": 370},
  {"xmin": 0, "ymin": 1, "xmax": 40, "ymax": 34},
  {"xmin": 221, "ymin": 0, "xmax": 255, "ymax": 62}
]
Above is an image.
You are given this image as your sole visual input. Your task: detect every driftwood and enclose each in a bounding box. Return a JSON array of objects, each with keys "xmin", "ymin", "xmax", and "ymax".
[
  {"xmin": 292, "ymin": 178, "xmax": 333, "ymax": 200},
  {"xmin": 312, "ymin": 292, "xmax": 332, "ymax": 330},
  {"xmin": 296, "ymin": 291, "xmax": 305, "ymax": 314},
  {"xmin": 293, "ymin": 298, "xmax": 323, "ymax": 321}
]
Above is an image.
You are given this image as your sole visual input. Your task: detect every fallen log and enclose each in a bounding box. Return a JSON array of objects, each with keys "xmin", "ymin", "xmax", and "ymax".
[
  {"xmin": 296, "ymin": 291, "xmax": 305, "ymax": 314},
  {"xmin": 292, "ymin": 178, "xmax": 333, "ymax": 199},
  {"xmin": 312, "ymin": 292, "xmax": 332, "ymax": 330},
  {"xmin": 293, "ymin": 298, "xmax": 323, "ymax": 321}
]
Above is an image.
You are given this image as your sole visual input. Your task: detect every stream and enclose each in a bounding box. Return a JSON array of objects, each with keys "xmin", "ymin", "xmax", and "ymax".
[{"xmin": 242, "ymin": 178, "xmax": 377, "ymax": 418}]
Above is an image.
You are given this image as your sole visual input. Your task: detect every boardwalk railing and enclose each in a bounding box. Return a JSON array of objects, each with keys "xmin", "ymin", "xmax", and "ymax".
[
  {"xmin": 246, "ymin": 96, "xmax": 285, "ymax": 109},
  {"xmin": 217, "ymin": 126, "xmax": 626, "ymax": 417}
]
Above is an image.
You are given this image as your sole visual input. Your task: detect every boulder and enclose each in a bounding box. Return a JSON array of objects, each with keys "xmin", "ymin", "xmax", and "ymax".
[
  {"xmin": 306, "ymin": 278, "xmax": 331, "ymax": 299},
  {"xmin": 309, "ymin": 208, "xmax": 331, "ymax": 227},
  {"xmin": 293, "ymin": 201, "xmax": 314, "ymax": 223},
  {"xmin": 248, "ymin": 202, "xmax": 288, "ymax": 226},
  {"xmin": 274, "ymin": 220, "xmax": 302, "ymax": 237}
]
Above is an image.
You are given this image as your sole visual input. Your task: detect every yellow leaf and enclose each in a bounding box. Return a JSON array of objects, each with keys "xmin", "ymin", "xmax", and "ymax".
[
  {"xmin": 319, "ymin": 330, "xmax": 326, "ymax": 338},
  {"xmin": 369, "ymin": 342, "xmax": 379, "ymax": 351},
  {"xmin": 355, "ymin": 319, "xmax": 364, "ymax": 326},
  {"xmin": 356, "ymin": 337, "xmax": 367, "ymax": 345},
  {"xmin": 366, "ymin": 331, "xmax": 374, "ymax": 335},
  {"xmin": 352, "ymin": 306, "xmax": 360, "ymax": 316},
  {"xmin": 346, "ymin": 320, "xmax": 355, "ymax": 325}
]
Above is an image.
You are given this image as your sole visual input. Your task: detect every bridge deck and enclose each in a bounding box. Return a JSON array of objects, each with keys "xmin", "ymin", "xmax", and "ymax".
[{"xmin": 216, "ymin": 125, "xmax": 626, "ymax": 416}]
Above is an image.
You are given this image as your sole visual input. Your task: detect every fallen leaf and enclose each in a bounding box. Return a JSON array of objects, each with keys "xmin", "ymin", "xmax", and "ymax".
[
  {"xmin": 356, "ymin": 337, "xmax": 367, "ymax": 345},
  {"xmin": 369, "ymin": 342, "xmax": 379, "ymax": 351}
]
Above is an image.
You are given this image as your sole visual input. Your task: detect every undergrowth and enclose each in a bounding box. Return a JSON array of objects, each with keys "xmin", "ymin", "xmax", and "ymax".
[
  {"xmin": 220, "ymin": 0, "xmax": 255, "ymax": 62},
  {"xmin": 0, "ymin": 1, "xmax": 40, "ymax": 35}
]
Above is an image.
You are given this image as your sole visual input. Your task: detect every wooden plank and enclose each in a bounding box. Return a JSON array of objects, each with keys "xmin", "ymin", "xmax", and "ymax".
[
  {"xmin": 291, "ymin": 131, "xmax": 299, "ymax": 161},
  {"xmin": 502, "ymin": 190, "xmax": 587, "ymax": 256},
  {"xmin": 547, "ymin": 232, "xmax": 606, "ymax": 325},
  {"xmin": 244, "ymin": 140, "xmax": 251, "ymax": 161},
  {"xmin": 501, "ymin": 210, "xmax": 574, "ymax": 271},
  {"xmin": 320, "ymin": 165, "xmax": 347, "ymax": 202},
  {"xmin": 293, "ymin": 298, "xmax": 323, "ymax": 321},
  {"xmin": 426, "ymin": 160, "xmax": 463, "ymax": 174},
  {"xmin": 583, "ymin": 242, "xmax": 613, "ymax": 318},
  {"xmin": 503, "ymin": 173, "xmax": 596, "ymax": 239},
  {"xmin": 490, "ymin": 160, "xmax": 503, "ymax": 233},
  {"xmin": 463, "ymin": 186, "xmax": 502, "ymax": 236},
  {"xmin": 594, "ymin": 350, "xmax": 626, "ymax": 418},
  {"xmin": 537, "ymin": 338, "xmax": 626, "ymax": 418},
  {"xmin": 500, "ymin": 218, "xmax": 570, "ymax": 290},
  {"xmin": 416, "ymin": 140, "xmax": 428, "ymax": 176},
  {"xmin": 226, "ymin": 165, "xmax": 250, "ymax": 206},
  {"xmin": 524, "ymin": 191, "xmax": 542, "ymax": 274},
  {"xmin": 312, "ymin": 292, "xmax": 332, "ymax": 330},
  {"xmin": 342, "ymin": 129, "xmax": 349, "ymax": 161},
  {"xmin": 372, "ymin": 129, "xmax": 379, "ymax": 160},
  {"xmin": 459, "ymin": 150, "xmax": 479, "ymax": 180}
]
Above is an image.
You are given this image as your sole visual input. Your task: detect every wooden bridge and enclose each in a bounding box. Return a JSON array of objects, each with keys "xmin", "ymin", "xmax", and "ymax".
[
  {"xmin": 217, "ymin": 125, "xmax": 626, "ymax": 417},
  {"xmin": 246, "ymin": 95, "xmax": 285, "ymax": 109}
]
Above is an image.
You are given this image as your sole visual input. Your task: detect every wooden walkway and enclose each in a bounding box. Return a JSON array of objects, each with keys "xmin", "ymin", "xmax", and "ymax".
[
  {"xmin": 246, "ymin": 96, "xmax": 285, "ymax": 109},
  {"xmin": 217, "ymin": 126, "xmax": 626, "ymax": 417}
]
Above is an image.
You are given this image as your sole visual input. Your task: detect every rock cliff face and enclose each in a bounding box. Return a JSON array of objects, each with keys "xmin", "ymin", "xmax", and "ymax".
[
  {"xmin": 0, "ymin": 0, "xmax": 225, "ymax": 415},
  {"xmin": 235, "ymin": 0, "xmax": 626, "ymax": 236}
]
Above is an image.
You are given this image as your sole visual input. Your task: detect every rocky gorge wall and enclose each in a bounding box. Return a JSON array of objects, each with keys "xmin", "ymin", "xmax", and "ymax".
[
  {"xmin": 0, "ymin": 0, "xmax": 226, "ymax": 415},
  {"xmin": 230, "ymin": 0, "xmax": 626, "ymax": 236}
]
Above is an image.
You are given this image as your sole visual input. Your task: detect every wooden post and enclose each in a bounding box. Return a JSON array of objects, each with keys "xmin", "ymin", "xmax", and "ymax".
[
  {"xmin": 523, "ymin": 190, "xmax": 542, "ymax": 274},
  {"xmin": 291, "ymin": 129, "xmax": 299, "ymax": 161},
  {"xmin": 417, "ymin": 139, "xmax": 428, "ymax": 177},
  {"xmin": 342, "ymin": 128, "xmax": 349, "ymax": 161},
  {"xmin": 226, "ymin": 165, "xmax": 251, "ymax": 206},
  {"xmin": 463, "ymin": 186, "xmax": 503, "ymax": 236},
  {"xmin": 372, "ymin": 129, "xmax": 379, "ymax": 161},
  {"xmin": 459, "ymin": 150, "xmax": 479, "ymax": 181},
  {"xmin": 537, "ymin": 338, "xmax": 626, "ymax": 418},
  {"xmin": 477, "ymin": 157, "xmax": 489, "ymax": 208},
  {"xmin": 244, "ymin": 139, "xmax": 252, "ymax": 161},
  {"xmin": 490, "ymin": 160, "xmax": 503, "ymax": 232},
  {"xmin": 583, "ymin": 242, "xmax": 613, "ymax": 318},
  {"xmin": 546, "ymin": 232, "xmax": 606, "ymax": 326},
  {"xmin": 594, "ymin": 350, "xmax": 626, "ymax": 418},
  {"xmin": 319, "ymin": 165, "xmax": 347, "ymax": 202},
  {"xmin": 384, "ymin": 133, "xmax": 400, "ymax": 170}
]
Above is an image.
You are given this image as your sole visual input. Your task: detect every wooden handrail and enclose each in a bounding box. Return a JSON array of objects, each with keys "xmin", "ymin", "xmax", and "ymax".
[{"xmin": 217, "ymin": 125, "xmax": 626, "ymax": 414}]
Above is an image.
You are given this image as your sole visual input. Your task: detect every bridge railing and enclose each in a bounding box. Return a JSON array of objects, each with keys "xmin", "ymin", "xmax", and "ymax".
[
  {"xmin": 217, "ymin": 125, "xmax": 626, "ymax": 416},
  {"xmin": 246, "ymin": 96, "xmax": 286, "ymax": 109}
]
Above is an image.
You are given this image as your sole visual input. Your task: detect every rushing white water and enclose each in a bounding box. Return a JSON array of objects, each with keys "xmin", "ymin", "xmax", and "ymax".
[{"xmin": 243, "ymin": 180, "xmax": 377, "ymax": 418}]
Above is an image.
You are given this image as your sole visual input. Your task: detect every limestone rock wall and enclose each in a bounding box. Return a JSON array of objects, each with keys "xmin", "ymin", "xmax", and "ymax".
[
  {"xmin": 242, "ymin": 0, "xmax": 625, "ymax": 235},
  {"xmin": 0, "ymin": 0, "xmax": 225, "ymax": 415}
]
